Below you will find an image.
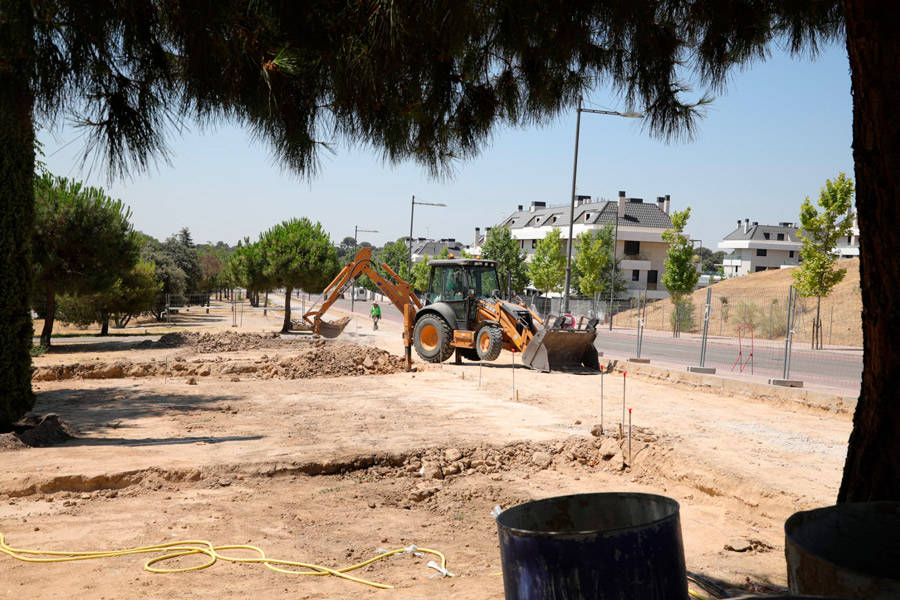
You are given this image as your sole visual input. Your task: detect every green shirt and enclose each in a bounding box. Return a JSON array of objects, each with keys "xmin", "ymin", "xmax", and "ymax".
[{"xmin": 370, "ymin": 304, "xmax": 381, "ymax": 317}]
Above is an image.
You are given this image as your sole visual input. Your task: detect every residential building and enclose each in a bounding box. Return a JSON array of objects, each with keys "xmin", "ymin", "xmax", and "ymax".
[
  {"xmin": 495, "ymin": 191, "xmax": 677, "ymax": 299},
  {"xmin": 718, "ymin": 219, "xmax": 801, "ymax": 277},
  {"xmin": 836, "ymin": 211, "xmax": 860, "ymax": 259},
  {"xmin": 409, "ymin": 238, "xmax": 466, "ymax": 264}
]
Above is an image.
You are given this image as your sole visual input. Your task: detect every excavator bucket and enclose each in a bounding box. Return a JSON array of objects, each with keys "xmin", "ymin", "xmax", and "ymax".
[
  {"xmin": 521, "ymin": 327, "xmax": 600, "ymax": 372},
  {"xmin": 316, "ymin": 317, "xmax": 350, "ymax": 339}
]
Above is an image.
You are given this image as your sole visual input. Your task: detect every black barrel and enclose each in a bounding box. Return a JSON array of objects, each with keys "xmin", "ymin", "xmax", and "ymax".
[
  {"xmin": 496, "ymin": 492, "xmax": 687, "ymax": 599},
  {"xmin": 785, "ymin": 501, "xmax": 900, "ymax": 599}
]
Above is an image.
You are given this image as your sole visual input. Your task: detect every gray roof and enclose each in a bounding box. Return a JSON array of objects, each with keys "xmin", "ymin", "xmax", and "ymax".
[
  {"xmin": 411, "ymin": 240, "xmax": 466, "ymax": 256},
  {"xmin": 723, "ymin": 223, "xmax": 801, "ymax": 242},
  {"xmin": 501, "ymin": 200, "xmax": 673, "ymax": 231}
]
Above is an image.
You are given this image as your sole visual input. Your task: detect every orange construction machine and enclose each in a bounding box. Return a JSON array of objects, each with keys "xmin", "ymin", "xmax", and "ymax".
[{"xmin": 302, "ymin": 248, "xmax": 600, "ymax": 372}]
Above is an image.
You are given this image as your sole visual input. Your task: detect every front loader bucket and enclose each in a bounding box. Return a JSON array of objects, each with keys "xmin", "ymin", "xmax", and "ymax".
[
  {"xmin": 521, "ymin": 328, "xmax": 600, "ymax": 372},
  {"xmin": 316, "ymin": 317, "xmax": 350, "ymax": 339}
]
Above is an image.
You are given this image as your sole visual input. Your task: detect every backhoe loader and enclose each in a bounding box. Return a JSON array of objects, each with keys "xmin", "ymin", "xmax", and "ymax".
[{"xmin": 302, "ymin": 248, "xmax": 599, "ymax": 372}]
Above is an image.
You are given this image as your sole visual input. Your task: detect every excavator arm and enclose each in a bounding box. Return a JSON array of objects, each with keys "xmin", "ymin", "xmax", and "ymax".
[{"xmin": 302, "ymin": 247, "xmax": 421, "ymax": 342}]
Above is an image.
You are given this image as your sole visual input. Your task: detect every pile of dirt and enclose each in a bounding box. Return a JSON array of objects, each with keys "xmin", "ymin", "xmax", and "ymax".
[
  {"xmin": 32, "ymin": 342, "xmax": 408, "ymax": 382},
  {"xmin": 0, "ymin": 414, "xmax": 79, "ymax": 450},
  {"xmin": 153, "ymin": 330, "xmax": 287, "ymax": 352}
]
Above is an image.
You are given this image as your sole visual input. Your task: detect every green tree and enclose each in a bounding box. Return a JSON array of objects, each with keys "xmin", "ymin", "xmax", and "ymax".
[
  {"xmin": 259, "ymin": 218, "xmax": 339, "ymax": 332},
  {"xmin": 227, "ymin": 238, "xmax": 273, "ymax": 308},
  {"xmin": 140, "ymin": 235, "xmax": 187, "ymax": 318},
  {"xmin": 481, "ymin": 226, "xmax": 529, "ymax": 296},
  {"xmin": 529, "ymin": 228, "xmax": 566, "ymax": 295},
  {"xmin": 410, "ymin": 256, "xmax": 432, "ymax": 292},
  {"xmin": 32, "ymin": 174, "xmax": 139, "ymax": 347},
  {"xmin": 57, "ymin": 259, "xmax": 160, "ymax": 334},
  {"xmin": 662, "ymin": 207, "xmax": 701, "ymax": 337},
  {"xmin": 792, "ymin": 173, "xmax": 855, "ymax": 349},
  {"xmin": 574, "ymin": 224, "xmax": 614, "ymax": 310},
  {"xmin": 162, "ymin": 230, "xmax": 202, "ymax": 294}
]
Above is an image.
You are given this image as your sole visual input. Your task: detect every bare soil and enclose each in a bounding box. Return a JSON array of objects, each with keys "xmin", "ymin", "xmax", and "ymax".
[{"xmin": 2, "ymin": 313, "xmax": 853, "ymax": 599}]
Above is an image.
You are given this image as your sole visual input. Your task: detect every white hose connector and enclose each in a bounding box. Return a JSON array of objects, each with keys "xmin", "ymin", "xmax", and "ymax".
[{"xmin": 426, "ymin": 560, "xmax": 454, "ymax": 578}]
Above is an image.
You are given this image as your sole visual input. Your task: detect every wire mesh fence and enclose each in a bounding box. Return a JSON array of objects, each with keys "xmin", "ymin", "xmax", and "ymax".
[
  {"xmin": 524, "ymin": 285, "xmax": 862, "ymax": 394},
  {"xmin": 159, "ymin": 290, "xmax": 320, "ymax": 330}
]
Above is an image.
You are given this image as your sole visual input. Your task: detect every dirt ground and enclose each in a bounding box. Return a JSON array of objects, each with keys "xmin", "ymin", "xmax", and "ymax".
[{"xmin": 1, "ymin": 309, "xmax": 853, "ymax": 599}]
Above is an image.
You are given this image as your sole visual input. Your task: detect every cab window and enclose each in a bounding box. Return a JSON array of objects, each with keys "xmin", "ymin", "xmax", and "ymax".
[{"xmin": 426, "ymin": 266, "xmax": 445, "ymax": 304}]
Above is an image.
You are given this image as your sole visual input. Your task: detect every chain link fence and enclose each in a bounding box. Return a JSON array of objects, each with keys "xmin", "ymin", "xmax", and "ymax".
[{"xmin": 524, "ymin": 285, "xmax": 862, "ymax": 393}]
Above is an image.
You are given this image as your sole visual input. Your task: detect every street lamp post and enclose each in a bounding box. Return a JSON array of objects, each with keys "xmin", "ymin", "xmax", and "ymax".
[
  {"xmin": 562, "ymin": 96, "xmax": 642, "ymax": 316},
  {"xmin": 352, "ymin": 226, "xmax": 378, "ymax": 316},
  {"xmin": 408, "ymin": 195, "xmax": 447, "ymax": 278}
]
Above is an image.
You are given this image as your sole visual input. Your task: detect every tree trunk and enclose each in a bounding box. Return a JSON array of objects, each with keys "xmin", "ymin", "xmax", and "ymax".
[
  {"xmin": 99, "ymin": 318, "xmax": 109, "ymax": 337},
  {"xmin": 0, "ymin": 0, "xmax": 36, "ymax": 428},
  {"xmin": 281, "ymin": 286, "xmax": 293, "ymax": 333},
  {"xmin": 40, "ymin": 284, "xmax": 55, "ymax": 348},
  {"xmin": 838, "ymin": 0, "xmax": 900, "ymax": 502}
]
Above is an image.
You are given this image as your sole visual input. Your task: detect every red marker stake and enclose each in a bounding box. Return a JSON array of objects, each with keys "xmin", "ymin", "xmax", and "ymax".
[{"xmin": 622, "ymin": 371, "xmax": 627, "ymax": 431}]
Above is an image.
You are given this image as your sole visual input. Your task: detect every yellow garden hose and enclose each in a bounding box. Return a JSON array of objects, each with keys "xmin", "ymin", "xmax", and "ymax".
[{"xmin": 0, "ymin": 532, "xmax": 450, "ymax": 589}]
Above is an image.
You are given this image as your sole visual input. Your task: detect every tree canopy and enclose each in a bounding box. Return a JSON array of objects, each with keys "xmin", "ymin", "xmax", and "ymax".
[
  {"xmin": 258, "ymin": 218, "xmax": 339, "ymax": 332},
  {"xmin": 574, "ymin": 224, "xmax": 614, "ymax": 300},
  {"xmin": 529, "ymin": 229, "xmax": 567, "ymax": 295},
  {"xmin": 481, "ymin": 226, "xmax": 529, "ymax": 295},
  {"xmin": 31, "ymin": 174, "xmax": 139, "ymax": 347},
  {"xmin": 793, "ymin": 173, "xmax": 855, "ymax": 349}
]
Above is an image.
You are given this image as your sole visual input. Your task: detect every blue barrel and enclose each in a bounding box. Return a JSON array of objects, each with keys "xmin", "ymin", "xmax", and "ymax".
[
  {"xmin": 496, "ymin": 492, "xmax": 687, "ymax": 599},
  {"xmin": 785, "ymin": 501, "xmax": 900, "ymax": 598}
]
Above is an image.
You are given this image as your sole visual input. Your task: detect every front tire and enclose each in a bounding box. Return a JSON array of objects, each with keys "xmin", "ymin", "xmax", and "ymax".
[
  {"xmin": 413, "ymin": 315, "xmax": 454, "ymax": 363},
  {"xmin": 476, "ymin": 325, "xmax": 503, "ymax": 361}
]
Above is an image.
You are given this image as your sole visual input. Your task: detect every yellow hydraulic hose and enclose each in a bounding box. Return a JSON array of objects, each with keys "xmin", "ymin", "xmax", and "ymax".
[{"xmin": 0, "ymin": 532, "xmax": 449, "ymax": 590}]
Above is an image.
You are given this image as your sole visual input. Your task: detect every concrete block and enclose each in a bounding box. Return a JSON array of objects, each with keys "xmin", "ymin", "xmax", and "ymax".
[
  {"xmin": 687, "ymin": 366, "xmax": 717, "ymax": 374},
  {"xmin": 629, "ymin": 358, "xmax": 651, "ymax": 364},
  {"xmin": 769, "ymin": 378, "xmax": 804, "ymax": 388}
]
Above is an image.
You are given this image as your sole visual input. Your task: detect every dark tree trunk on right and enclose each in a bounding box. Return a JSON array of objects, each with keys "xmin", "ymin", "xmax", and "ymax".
[{"xmin": 838, "ymin": 0, "xmax": 900, "ymax": 502}]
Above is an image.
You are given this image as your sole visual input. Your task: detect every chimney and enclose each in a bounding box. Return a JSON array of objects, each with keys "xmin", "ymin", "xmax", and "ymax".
[
  {"xmin": 656, "ymin": 196, "xmax": 665, "ymax": 211},
  {"xmin": 474, "ymin": 227, "xmax": 480, "ymax": 248},
  {"xmin": 517, "ymin": 205, "xmax": 523, "ymax": 212},
  {"xmin": 664, "ymin": 194, "xmax": 670, "ymax": 215},
  {"xmin": 743, "ymin": 219, "xmax": 749, "ymax": 234},
  {"xmin": 737, "ymin": 219, "xmax": 742, "ymax": 229},
  {"xmin": 574, "ymin": 197, "xmax": 581, "ymax": 208},
  {"xmin": 529, "ymin": 201, "xmax": 546, "ymax": 212},
  {"xmin": 617, "ymin": 190, "xmax": 626, "ymax": 219}
]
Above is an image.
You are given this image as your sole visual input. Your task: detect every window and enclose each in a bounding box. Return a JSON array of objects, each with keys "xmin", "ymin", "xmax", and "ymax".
[
  {"xmin": 756, "ymin": 249, "xmax": 767, "ymax": 257},
  {"xmin": 624, "ymin": 240, "xmax": 640, "ymax": 256},
  {"xmin": 789, "ymin": 251, "xmax": 794, "ymax": 258},
  {"xmin": 755, "ymin": 266, "xmax": 767, "ymax": 273},
  {"xmin": 777, "ymin": 233, "xmax": 785, "ymax": 241},
  {"xmin": 647, "ymin": 270, "xmax": 658, "ymax": 290},
  {"xmin": 763, "ymin": 233, "xmax": 770, "ymax": 240},
  {"xmin": 531, "ymin": 239, "xmax": 537, "ymax": 249},
  {"xmin": 632, "ymin": 270, "xmax": 640, "ymax": 281}
]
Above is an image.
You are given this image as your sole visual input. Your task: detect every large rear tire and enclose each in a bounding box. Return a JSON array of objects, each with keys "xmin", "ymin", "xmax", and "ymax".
[
  {"xmin": 413, "ymin": 315, "xmax": 454, "ymax": 363},
  {"xmin": 476, "ymin": 325, "xmax": 503, "ymax": 361}
]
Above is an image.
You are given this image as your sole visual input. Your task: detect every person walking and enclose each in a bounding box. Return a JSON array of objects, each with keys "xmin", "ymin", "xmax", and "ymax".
[{"xmin": 370, "ymin": 301, "xmax": 382, "ymax": 330}]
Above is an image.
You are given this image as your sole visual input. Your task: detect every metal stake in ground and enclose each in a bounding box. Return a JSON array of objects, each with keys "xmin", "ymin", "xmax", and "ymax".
[
  {"xmin": 511, "ymin": 351, "xmax": 516, "ymax": 401},
  {"xmin": 599, "ymin": 364, "xmax": 605, "ymax": 434},
  {"xmin": 628, "ymin": 408, "xmax": 633, "ymax": 466},
  {"xmin": 622, "ymin": 371, "xmax": 627, "ymax": 432}
]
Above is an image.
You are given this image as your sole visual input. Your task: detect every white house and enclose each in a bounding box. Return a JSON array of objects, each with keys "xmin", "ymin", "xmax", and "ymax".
[
  {"xmin": 718, "ymin": 219, "xmax": 801, "ymax": 277},
  {"xmin": 489, "ymin": 191, "xmax": 679, "ymax": 299}
]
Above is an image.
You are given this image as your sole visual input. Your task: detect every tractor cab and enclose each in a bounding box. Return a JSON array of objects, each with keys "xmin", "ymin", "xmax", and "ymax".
[{"xmin": 424, "ymin": 258, "xmax": 500, "ymax": 329}]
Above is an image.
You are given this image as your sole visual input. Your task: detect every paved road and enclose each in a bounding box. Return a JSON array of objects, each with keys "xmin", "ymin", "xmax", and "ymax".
[{"xmin": 594, "ymin": 329, "xmax": 862, "ymax": 392}]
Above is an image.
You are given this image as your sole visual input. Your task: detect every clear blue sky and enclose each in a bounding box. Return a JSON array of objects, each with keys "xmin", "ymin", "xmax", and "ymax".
[{"xmin": 39, "ymin": 44, "xmax": 852, "ymax": 251}]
